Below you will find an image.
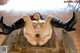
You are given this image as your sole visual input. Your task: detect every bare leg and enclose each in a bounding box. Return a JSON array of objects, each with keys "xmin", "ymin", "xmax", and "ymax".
[
  {"xmin": 23, "ymin": 15, "xmax": 35, "ymax": 37},
  {"xmin": 40, "ymin": 15, "xmax": 53, "ymax": 38},
  {"xmin": 39, "ymin": 15, "xmax": 53, "ymax": 45},
  {"xmin": 23, "ymin": 16, "xmax": 37, "ymax": 45}
]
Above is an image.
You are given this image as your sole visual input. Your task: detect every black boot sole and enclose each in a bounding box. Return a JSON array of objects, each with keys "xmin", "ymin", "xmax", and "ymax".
[{"xmin": 64, "ymin": 12, "xmax": 77, "ymax": 31}]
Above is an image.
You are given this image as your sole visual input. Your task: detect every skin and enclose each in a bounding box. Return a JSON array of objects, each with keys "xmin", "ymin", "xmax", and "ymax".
[
  {"xmin": 33, "ymin": 12, "xmax": 41, "ymax": 20},
  {"xmin": 23, "ymin": 13, "xmax": 63, "ymax": 52}
]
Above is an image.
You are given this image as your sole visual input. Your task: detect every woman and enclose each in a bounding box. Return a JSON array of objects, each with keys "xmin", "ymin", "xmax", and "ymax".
[
  {"xmin": 0, "ymin": 12, "xmax": 77, "ymax": 52},
  {"xmin": 0, "ymin": 12, "xmax": 76, "ymax": 35}
]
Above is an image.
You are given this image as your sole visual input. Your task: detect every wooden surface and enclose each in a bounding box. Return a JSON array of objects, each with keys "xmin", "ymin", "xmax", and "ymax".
[
  {"xmin": 63, "ymin": 30, "xmax": 77, "ymax": 53},
  {"xmin": 0, "ymin": 9, "xmax": 80, "ymax": 53},
  {"xmin": 0, "ymin": 0, "xmax": 9, "ymax": 5},
  {"xmin": 70, "ymin": 12, "xmax": 80, "ymax": 53},
  {"xmin": 0, "ymin": 30, "xmax": 77, "ymax": 53}
]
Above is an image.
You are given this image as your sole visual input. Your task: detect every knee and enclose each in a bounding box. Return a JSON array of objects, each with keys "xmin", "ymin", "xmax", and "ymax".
[
  {"xmin": 46, "ymin": 15, "xmax": 54, "ymax": 22},
  {"xmin": 23, "ymin": 15, "xmax": 30, "ymax": 22}
]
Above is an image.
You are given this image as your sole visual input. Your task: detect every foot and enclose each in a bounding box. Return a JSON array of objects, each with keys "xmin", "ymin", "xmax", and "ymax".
[
  {"xmin": 63, "ymin": 11, "xmax": 77, "ymax": 31},
  {"xmin": 0, "ymin": 16, "xmax": 12, "ymax": 35}
]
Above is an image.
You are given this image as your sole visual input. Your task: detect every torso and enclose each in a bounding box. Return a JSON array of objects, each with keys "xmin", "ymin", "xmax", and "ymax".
[{"xmin": 23, "ymin": 20, "xmax": 52, "ymax": 46}]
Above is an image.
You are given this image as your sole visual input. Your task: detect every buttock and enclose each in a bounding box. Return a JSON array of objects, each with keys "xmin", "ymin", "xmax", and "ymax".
[{"xmin": 16, "ymin": 29, "xmax": 56, "ymax": 48}]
